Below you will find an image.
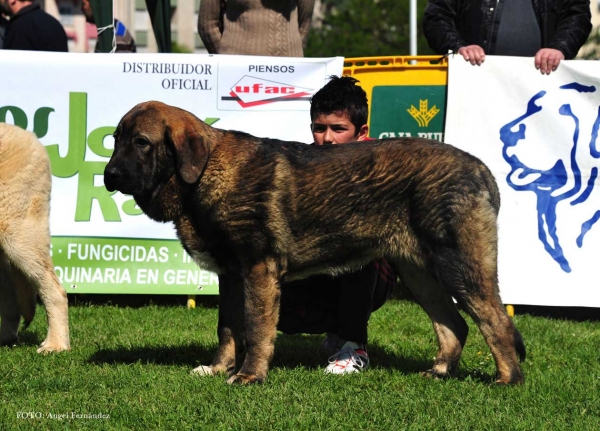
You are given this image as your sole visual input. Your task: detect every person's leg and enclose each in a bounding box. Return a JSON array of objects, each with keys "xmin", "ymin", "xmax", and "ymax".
[
  {"xmin": 371, "ymin": 259, "xmax": 397, "ymax": 312},
  {"xmin": 325, "ymin": 264, "xmax": 378, "ymax": 374},
  {"xmin": 278, "ymin": 276, "xmax": 341, "ymax": 335},
  {"xmin": 335, "ymin": 264, "xmax": 378, "ymax": 346}
]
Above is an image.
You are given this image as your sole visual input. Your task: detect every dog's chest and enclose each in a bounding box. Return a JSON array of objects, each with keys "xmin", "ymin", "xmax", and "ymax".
[
  {"xmin": 175, "ymin": 217, "xmax": 223, "ymax": 274},
  {"xmin": 187, "ymin": 249, "xmax": 221, "ymax": 274}
]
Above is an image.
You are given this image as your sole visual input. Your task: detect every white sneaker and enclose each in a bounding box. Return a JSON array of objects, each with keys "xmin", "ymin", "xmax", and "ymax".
[{"xmin": 324, "ymin": 341, "xmax": 369, "ymax": 374}]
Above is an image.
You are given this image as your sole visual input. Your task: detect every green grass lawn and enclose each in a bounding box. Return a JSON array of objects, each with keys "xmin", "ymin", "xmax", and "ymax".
[{"xmin": 1, "ymin": 298, "xmax": 599, "ymax": 430}]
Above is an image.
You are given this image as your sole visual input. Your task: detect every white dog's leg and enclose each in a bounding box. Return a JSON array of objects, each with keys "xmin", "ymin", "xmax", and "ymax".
[
  {"xmin": 5, "ymin": 222, "xmax": 70, "ymax": 353},
  {"xmin": 34, "ymin": 267, "xmax": 70, "ymax": 353}
]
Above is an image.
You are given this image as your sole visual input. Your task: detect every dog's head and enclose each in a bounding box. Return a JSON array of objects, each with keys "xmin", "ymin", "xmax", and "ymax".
[{"xmin": 104, "ymin": 101, "xmax": 211, "ymax": 197}]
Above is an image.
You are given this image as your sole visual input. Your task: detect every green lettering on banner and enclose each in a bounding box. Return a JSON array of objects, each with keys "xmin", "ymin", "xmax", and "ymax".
[
  {"xmin": 32, "ymin": 107, "xmax": 54, "ymax": 138},
  {"xmin": 369, "ymin": 85, "xmax": 446, "ymax": 142},
  {"xmin": 88, "ymin": 126, "xmax": 115, "ymax": 157},
  {"xmin": 51, "ymin": 236, "xmax": 219, "ymax": 295},
  {"xmin": 76, "ymin": 162, "xmax": 122, "ymax": 221},
  {"xmin": 0, "ymin": 106, "xmax": 29, "ymax": 130},
  {"xmin": 46, "ymin": 92, "xmax": 86, "ymax": 178}
]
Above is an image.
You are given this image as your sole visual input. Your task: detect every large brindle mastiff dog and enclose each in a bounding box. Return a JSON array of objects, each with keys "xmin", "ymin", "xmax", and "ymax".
[
  {"xmin": 0, "ymin": 123, "xmax": 70, "ymax": 353},
  {"xmin": 104, "ymin": 101, "xmax": 526, "ymax": 385}
]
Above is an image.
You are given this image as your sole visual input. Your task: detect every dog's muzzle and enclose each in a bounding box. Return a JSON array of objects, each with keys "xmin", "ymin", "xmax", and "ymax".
[{"xmin": 103, "ymin": 164, "xmax": 122, "ymax": 192}]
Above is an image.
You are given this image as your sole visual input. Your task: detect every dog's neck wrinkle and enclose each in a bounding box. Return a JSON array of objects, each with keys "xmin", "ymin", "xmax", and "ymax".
[
  {"xmin": 136, "ymin": 175, "xmax": 186, "ymax": 223},
  {"xmin": 195, "ymin": 134, "xmax": 256, "ymax": 207}
]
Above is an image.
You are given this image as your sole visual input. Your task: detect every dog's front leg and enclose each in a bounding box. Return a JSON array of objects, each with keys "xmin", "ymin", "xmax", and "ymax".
[
  {"xmin": 227, "ymin": 259, "xmax": 281, "ymax": 385},
  {"xmin": 192, "ymin": 274, "xmax": 244, "ymax": 377}
]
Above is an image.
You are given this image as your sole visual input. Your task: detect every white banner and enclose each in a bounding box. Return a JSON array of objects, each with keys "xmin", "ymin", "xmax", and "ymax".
[
  {"xmin": 0, "ymin": 51, "xmax": 343, "ymax": 294},
  {"xmin": 445, "ymin": 56, "xmax": 600, "ymax": 307}
]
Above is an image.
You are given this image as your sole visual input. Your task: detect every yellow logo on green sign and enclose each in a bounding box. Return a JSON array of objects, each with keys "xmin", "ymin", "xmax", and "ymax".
[
  {"xmin": 370, "ymin": 85, "xmax": 446, "ymax": 141},
  {"xmin": 407, "ymin": 100, "xmax": 440, "ymax": 127}
]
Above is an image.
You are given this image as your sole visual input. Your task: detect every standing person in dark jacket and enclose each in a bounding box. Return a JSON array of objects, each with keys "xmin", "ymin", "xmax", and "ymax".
[
  {"xmin": 0, "ymin": 0, "xmax": 68, "ymax": 52},
  {"xmin": 423, "ymin": 0, "xmax": 591, "ymax": 75}
]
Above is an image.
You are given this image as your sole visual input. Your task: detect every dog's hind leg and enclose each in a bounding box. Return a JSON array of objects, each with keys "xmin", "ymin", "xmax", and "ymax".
[
  {"xmin": 2, "ymin": 222, "xmax": 70, "ymax": 353},
  {"xmin": 227, "ymin": 258, "xmax": 282, "ymax": 385},
  {"xmin": 192, "ymin": 274, "xmax": 245, "ymax": 377},
  {"xmin": 433, "ymin": 246, "xmax": 524, "ymax": 384},
  {"xmin": 396, "ymin": 259, "xmax": 469, "ymax": 378},
  {"xmin": 0, "ymin": 253, "xmax": 20, "ymax": 347}
]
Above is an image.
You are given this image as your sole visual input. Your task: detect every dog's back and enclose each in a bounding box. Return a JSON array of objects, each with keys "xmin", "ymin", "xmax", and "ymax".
[{"xmin": 204, "ymin": 135, "xmax": 500, "ymax": 279}]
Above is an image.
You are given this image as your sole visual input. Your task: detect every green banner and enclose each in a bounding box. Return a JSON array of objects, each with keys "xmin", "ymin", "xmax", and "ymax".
[
  {"xmin": 51, "ymin": 237, "xmax": 218, "ymax": 295},
  {"xmin": 369, "ymin": 85, "xmax": 446, "ymax": 141}
]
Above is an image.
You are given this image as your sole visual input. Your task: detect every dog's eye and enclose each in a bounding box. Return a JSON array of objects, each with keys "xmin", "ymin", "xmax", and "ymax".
[{"xmin": 135, "ymin": 137, "xmax": 150, "ymax": 147}]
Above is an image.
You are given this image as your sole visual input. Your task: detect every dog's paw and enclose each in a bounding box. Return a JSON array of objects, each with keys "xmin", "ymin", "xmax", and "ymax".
[
  {"xmin": 191, "ymin": 365, "xmax": 214, "ymax": 376},
  {"xmin": 421, "ymin": 369, "xmax": 450, "ymax": 380},
  {"xmin": 36, "ymin": 339, "xmax": 70, "ymax": 354},
  {"xmin": 226, "ymin": 373, "xmax": 263, "ymax": 385},
  {"xmin": 494, "ymin": 370, "xmax": 525, "ymax": 385}
]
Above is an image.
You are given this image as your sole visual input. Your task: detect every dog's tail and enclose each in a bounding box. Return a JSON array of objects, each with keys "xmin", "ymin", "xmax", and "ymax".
[
  {"xmin": 15, "ymin": 276, "xmax": 37, "ymax": 331},
  {"xmin": 478, "ymin": 163, "xmax": 501, "ymax": 214},
  {"xmin": 514, "ymin": 327, "xmax": 526, "ymax": 363}
]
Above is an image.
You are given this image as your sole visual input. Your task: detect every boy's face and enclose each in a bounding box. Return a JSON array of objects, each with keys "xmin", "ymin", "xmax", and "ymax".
[{"xmin": 311, "ymin": 112, "xmax": 368, "ymax": 145}]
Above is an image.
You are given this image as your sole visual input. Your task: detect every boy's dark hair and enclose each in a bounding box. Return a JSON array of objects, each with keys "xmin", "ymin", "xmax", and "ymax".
[{"xmin": 310, "ymin": 75, "xmax": 369, "ymax": 132}]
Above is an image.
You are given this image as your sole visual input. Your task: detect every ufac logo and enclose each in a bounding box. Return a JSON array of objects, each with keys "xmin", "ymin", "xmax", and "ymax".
[
  {"xmin": 223, "ymin": 76, "xmax": 313, "ymax": 108},
  {"xmin": 407, "ymin": 99, "xmax": 440, "ymax": 127}
]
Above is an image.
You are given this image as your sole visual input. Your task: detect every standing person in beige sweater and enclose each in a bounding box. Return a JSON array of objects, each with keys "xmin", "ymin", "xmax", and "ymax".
[{"xmin": 198, "ymin": 0, "xmax": 315, "ymax": 57}]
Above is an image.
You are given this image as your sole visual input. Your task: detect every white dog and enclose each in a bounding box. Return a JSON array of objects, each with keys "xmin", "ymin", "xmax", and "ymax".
[{"xmin": 0, "ymin": 123, "xmax": 70, "ymax": 352}]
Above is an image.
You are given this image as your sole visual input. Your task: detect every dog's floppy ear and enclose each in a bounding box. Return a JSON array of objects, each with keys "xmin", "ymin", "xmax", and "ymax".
[{"xmin": 166, "ymin": 125, "xmax": 210, "ymax": 184}]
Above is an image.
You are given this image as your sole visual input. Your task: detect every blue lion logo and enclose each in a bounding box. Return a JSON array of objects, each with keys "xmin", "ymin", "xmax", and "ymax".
[{"xmin": 499, "ymin": 83, "xmax": 600, "ymax": 273}]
